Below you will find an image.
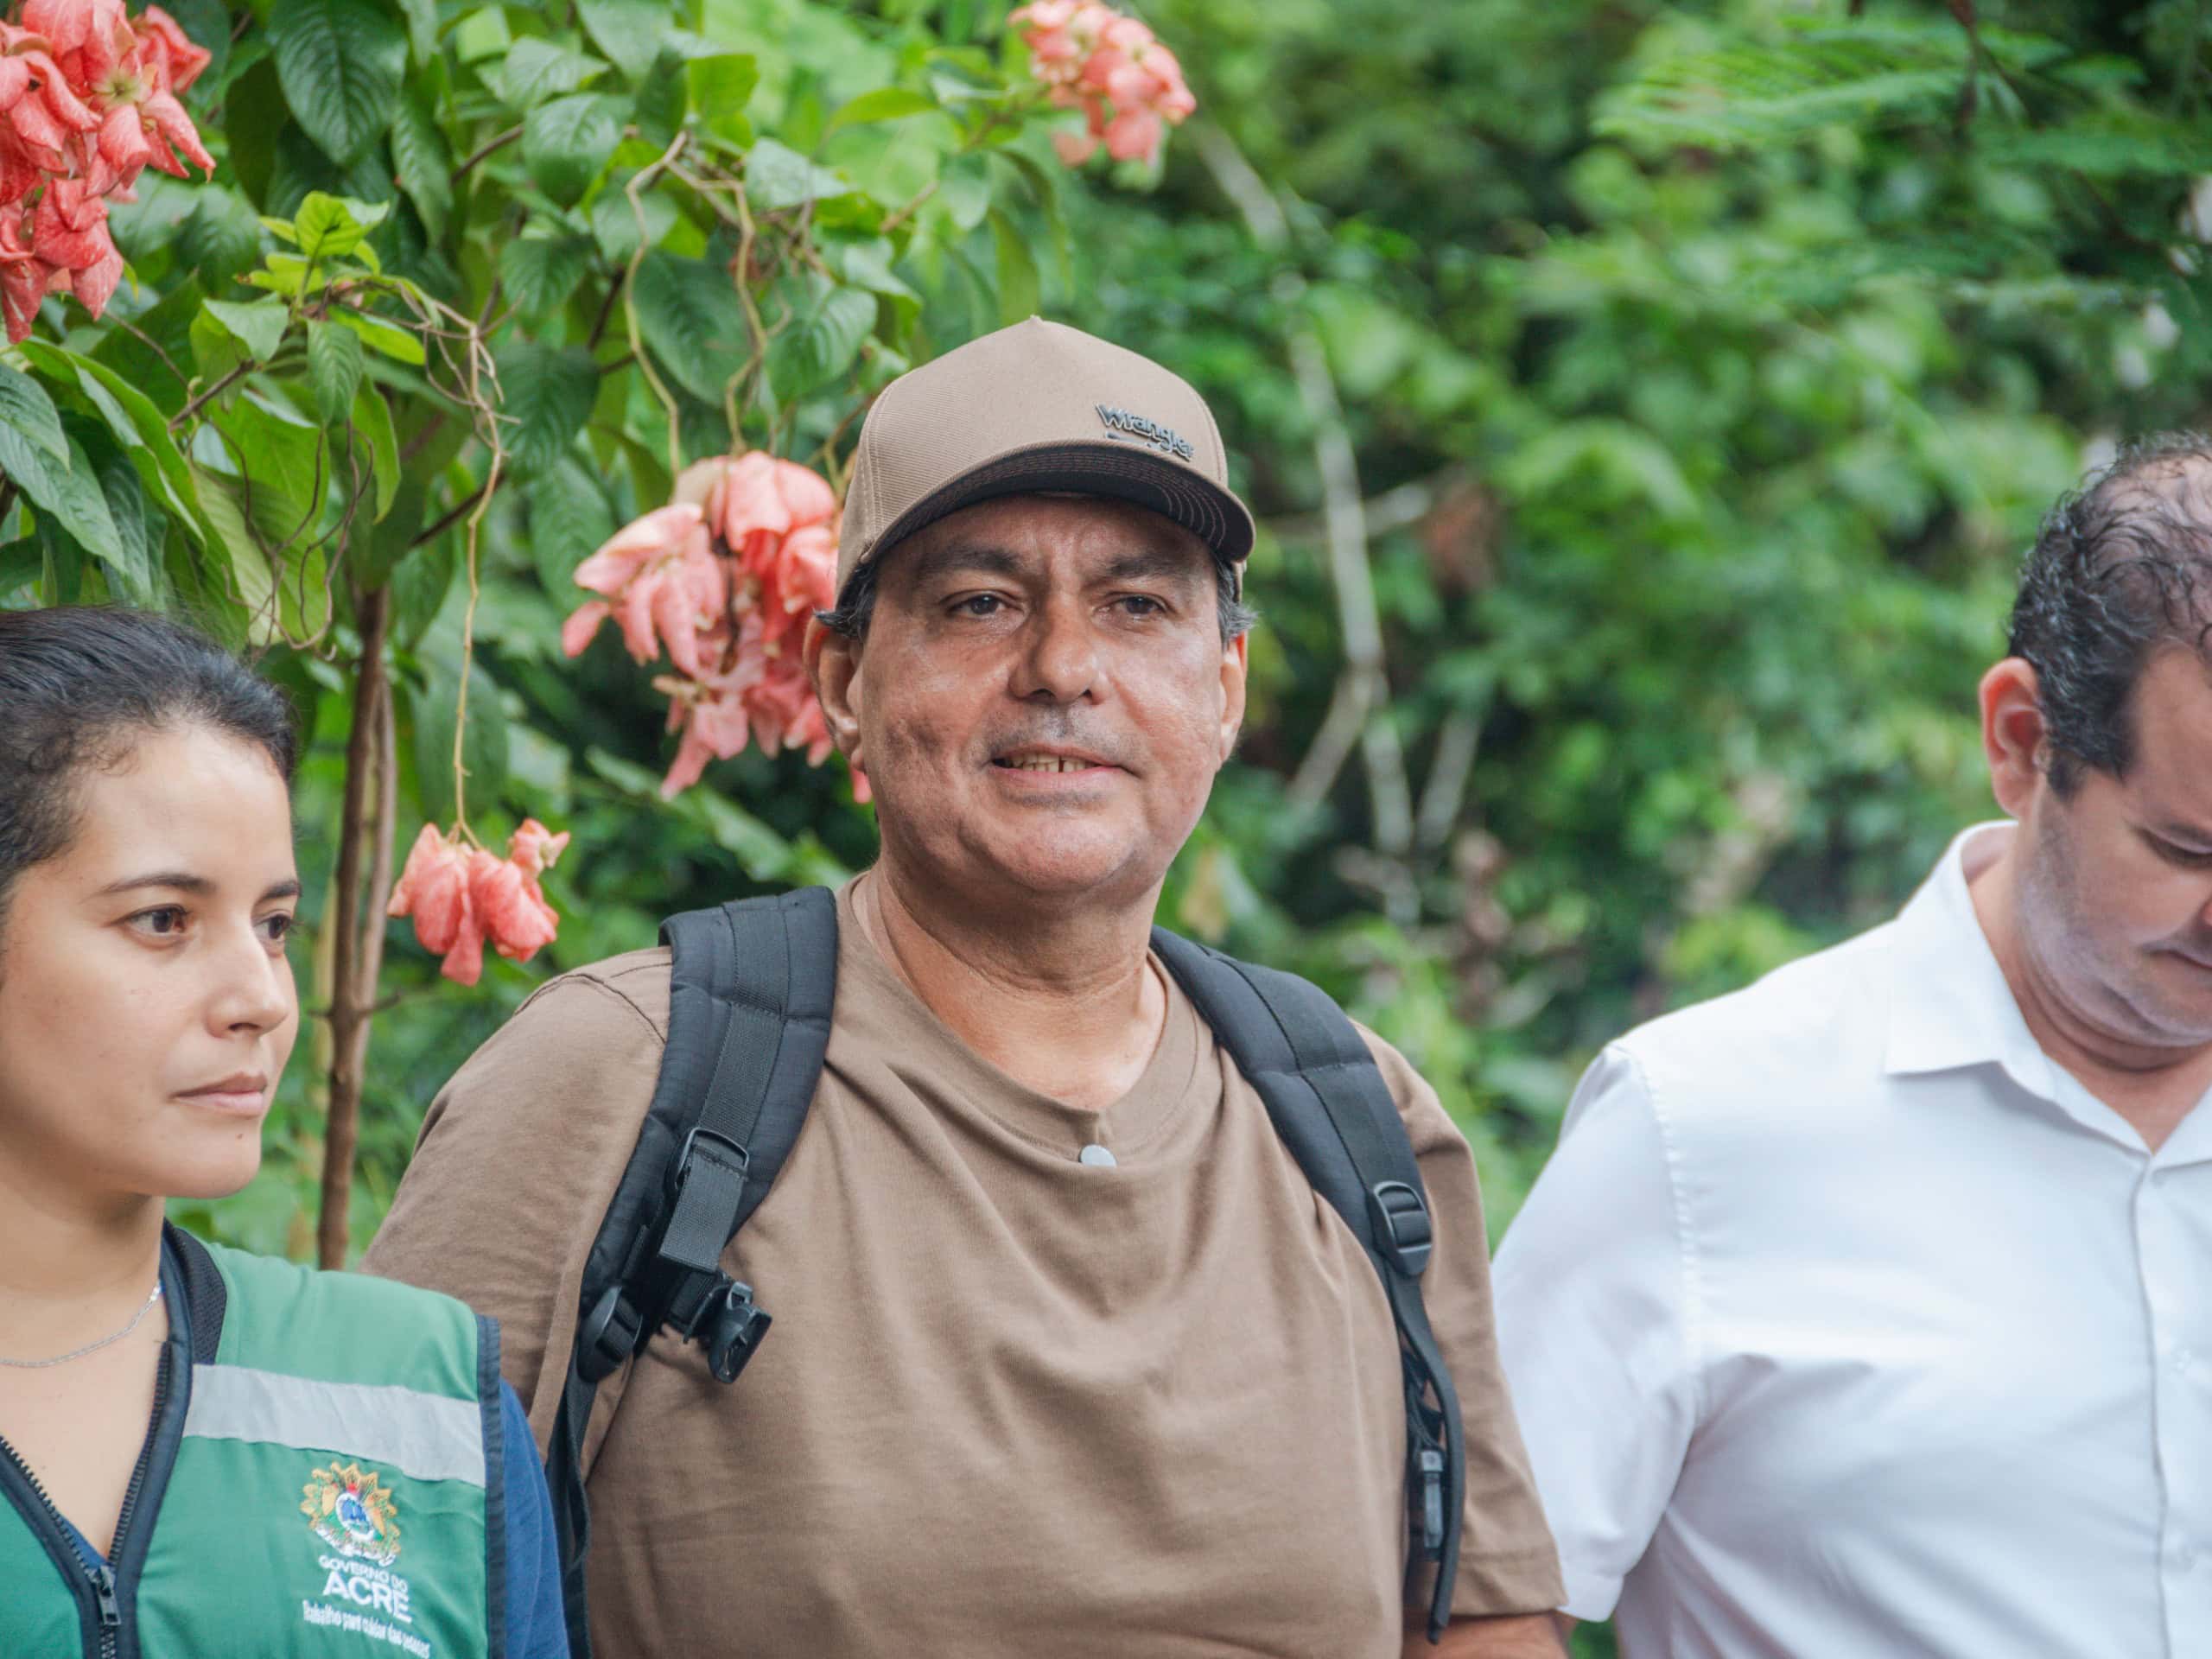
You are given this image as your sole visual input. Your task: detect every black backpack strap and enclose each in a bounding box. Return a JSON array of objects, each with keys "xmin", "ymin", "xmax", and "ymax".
[
  {"xmin": 547, "ymin": 886, "xmax": 837, "ymax": 1659},
  {"xmin": 1152, "ymin": 929, "xmax": 1466, "ymax": 1644}
]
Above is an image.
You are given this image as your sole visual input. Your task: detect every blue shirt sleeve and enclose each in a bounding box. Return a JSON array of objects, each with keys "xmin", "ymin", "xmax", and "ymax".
[{"xmin": 499, "ymin": 1381, "xmax": 570, "ymax": 1659}]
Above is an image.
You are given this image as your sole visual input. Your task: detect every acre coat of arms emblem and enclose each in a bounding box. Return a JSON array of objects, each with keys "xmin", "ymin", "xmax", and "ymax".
[{"xmin": 301, "ymin": 1461, "xmax": 404, "ymax": 1567}]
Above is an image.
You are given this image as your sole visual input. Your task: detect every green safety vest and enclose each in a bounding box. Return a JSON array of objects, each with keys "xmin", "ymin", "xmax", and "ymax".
[{"xmin": 0, "ymin": 1224, "xmax": 505, "ymax": 1659}]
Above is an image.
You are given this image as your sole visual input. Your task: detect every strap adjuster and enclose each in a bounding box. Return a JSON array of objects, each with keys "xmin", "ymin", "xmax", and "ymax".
[
  {"xmin": 576, "ymin": 1286, "xmax": 644, "ymax": 1383},
  {"xmin": 695, "ymin": 1280, "xmax": 772, "ymax": 1384},
  {"xmin": 672, "ymin": 1126, "xmax": 750, "ymax": 1194},
  {"xmin": 1366, "ymin": 1180, "xmax": 1433, "ymax": 1277}
]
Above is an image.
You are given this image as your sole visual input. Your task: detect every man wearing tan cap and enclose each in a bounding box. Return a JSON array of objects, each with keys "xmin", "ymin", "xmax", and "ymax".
[{"xmin": 365, "ymin": 319, "xmax": 1565, "ymax": 1659}]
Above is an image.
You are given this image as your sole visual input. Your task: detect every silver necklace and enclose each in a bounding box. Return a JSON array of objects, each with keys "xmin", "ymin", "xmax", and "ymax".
[{"xmin": 0, "ymin": 1282, "xmax": 163, "ymax": 1369}]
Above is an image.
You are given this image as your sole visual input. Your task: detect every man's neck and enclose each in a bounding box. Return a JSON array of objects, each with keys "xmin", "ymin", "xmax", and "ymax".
[
  {"xmin": 860, "ymin": 859, "xmax": 1167, "ymax": 1116},
  {"xmin": 0, "ymin": 1169, "xmax": 165, "ymax": 1356},
  {"xmin": 1969, "ymin": 843, "xmax": 2212, "ymax": 1151}
]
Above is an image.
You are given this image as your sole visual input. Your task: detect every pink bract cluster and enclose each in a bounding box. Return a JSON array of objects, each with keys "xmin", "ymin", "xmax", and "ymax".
[
  {"xmin": 0, "ymin": 0, "xmax": 213, "ymax": 342},
  {"xmin": 1010, "ymin": 1, "xmax": 1196, "ymax": 168},
  {"xmin": 562, "ymin": 451, "xmax": 868, "ymax": 803},
  {"xmin": 389, "ymin": 818, "xmax": 571, "ymax": 988}
]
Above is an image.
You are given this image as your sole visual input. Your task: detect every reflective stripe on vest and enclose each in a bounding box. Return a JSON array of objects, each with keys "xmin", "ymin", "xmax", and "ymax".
[{"xmin": 183, "ymin": 1364, "xmax": 486, "ymax": 1487}]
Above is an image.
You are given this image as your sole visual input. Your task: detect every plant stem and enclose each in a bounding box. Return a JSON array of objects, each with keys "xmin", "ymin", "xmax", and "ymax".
[
  {"xmin": 319, "ymin": 585, "xmax": 395, "ymax": 1269},
  {"xmin": 451, "ymin": 124, "xmax": 523, "ymax": 184}
]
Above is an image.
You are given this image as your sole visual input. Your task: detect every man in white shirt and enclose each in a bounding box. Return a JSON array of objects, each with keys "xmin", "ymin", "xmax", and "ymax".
[{"xmin": 1492, "ymin": 434, "xmax": 2212, "ymax": 1657}]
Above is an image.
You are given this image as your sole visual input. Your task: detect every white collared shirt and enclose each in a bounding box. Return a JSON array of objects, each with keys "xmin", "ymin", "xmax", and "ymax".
[{"xmin": 1492, "ymin": 823, "xmax": 2212, "ymax": 1656}]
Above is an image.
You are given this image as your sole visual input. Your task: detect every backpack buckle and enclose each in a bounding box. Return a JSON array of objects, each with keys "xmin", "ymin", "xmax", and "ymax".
[
  {"xmin": 696, "ymin": 1280, "xmax": 772, "ymax": 1384},
  {"xmin": 1366, "ymin": 1181, "xmax": 1433, "ymax": 1277},
  {"xmin": 577, "ymin": 1286, "xmax": 644, "ymax": 1384}
]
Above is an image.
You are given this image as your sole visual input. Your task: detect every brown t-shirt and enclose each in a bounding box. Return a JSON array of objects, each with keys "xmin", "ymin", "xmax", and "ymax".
[{"xmin": 365, "ymin": 880, "xmax": 1561, "ymax": 1656}]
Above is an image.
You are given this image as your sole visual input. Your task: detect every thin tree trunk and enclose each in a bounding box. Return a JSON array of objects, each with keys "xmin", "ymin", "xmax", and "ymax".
[{"xmin": 320, "ymin": 587, "xmax": 396, "ymax": 1268}]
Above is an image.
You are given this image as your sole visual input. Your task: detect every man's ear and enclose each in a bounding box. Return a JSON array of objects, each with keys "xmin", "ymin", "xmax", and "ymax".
[
  {"xmin": 804, "ymin": 617, "xmax": 865, "ymax": 777},
  {"xmin": 1980, "ymin": 656, "xmax": 2050, "ymax": 818},
  {"xmin": 1218, "ymin": 631, "xmax": 1249, "ymax": 766}
]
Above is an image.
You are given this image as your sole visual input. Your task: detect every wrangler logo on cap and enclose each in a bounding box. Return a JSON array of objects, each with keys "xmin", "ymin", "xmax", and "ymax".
[{"xmin": 1096, "ymin": 404, "xmax": 1194, "ymax": 461}]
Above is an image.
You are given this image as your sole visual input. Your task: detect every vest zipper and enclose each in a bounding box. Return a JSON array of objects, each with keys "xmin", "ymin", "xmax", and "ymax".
[
  {"xmin": 0, "ymin": 1431, "xmax": 113, "ymax": 1657},
  {"xmin": 101, "ymin": 1347, "xmax": 171, "ymax": 1659}
]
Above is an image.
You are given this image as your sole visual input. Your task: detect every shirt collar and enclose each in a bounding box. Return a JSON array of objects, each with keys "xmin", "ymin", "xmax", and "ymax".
[{"xmin": 1884, "ymin": 820, "xmax": 2058, "ymax": 1100}]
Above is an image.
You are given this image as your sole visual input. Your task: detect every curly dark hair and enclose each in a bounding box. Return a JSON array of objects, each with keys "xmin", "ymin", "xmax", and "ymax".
[
  {"xmin": 2007, "ymin": 432, "xmax": 2212, "ymax": 796},
  {"xmin": 0, "ymin": 607, "xmax": 296, "ymax": 944}
]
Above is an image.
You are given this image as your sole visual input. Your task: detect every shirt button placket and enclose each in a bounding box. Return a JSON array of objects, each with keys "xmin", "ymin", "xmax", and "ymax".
[{"xmin": 2141, "ymin": 1166, "xmax": 2212, "ymax": 1655}]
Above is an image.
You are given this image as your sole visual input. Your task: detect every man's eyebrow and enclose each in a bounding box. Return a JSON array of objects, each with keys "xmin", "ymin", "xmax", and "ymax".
[
  {"xmin": 1096, "ymin": 544, "xmax": 1209, "ymax": 587},
  {"xmin": 901, "ymin": 541, "xmax": 1027, "ymax": 588}
]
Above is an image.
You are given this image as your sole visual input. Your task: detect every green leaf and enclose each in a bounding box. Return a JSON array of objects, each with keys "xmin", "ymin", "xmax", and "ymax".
[
  {"xmin": 938, "ymin": 151, "xmax": 990, "ymax": 231},
  {"xmin": 588, "ymin": 748, "xmax": 804, "ymax": 875},
  {"xmin": 826, "ymin": 238, "xmax": 919, "ymax": 302},
  {"xmin": 747, "ymin": 138, "xmax": 854, "ymax": 212},
  {"xmin": 394, "ymin": 0, "xmax": 435, "ymax": 66},
  {"xmin": 589, "ymin": 188, "xmax": 677, "ymax": 263},
  {"xmin": 496, "ymin": 38, "xmax": 608, "ymax": 107},
  {"xmin": 0, "ymin": 539, "xmax": 41, "ymax": 601},
  {"xmin": 18, "ymin": 341, "xmax": 215, "ymax": 548},
  {"xmin": 267, "ymin": 0, "xmax": 408, "ymax": 167},
  {"xmin": 308, "ymin": 319, "xmax": 364, "ymax": 423},
  {"xmin": 500, "ymin": 233, "xmax": 595, "ymax": 320},
  {"xmin": 631, "ymin": 251, "xmax": 750, "ymax": 404},
  {"xmin": 410, "ymin": 652, "xmax": 509, "ymax": 826},
  {"xmin": 495, "ymin": 340, "xmax": 599, "ymax": 474},
  {"xmin": 87, "ymin": 429, "xmax": 162, "ymax": 606},
  {"xmin": 332, "ymin": 308, "xmax": 427, "ymax": 364},
  {"xmin": 351, "ymin": 384, "xmax": 399, "ymax": 521},
  {"xmin": 208, "ymin": 398, "xmax": 331, "ymax": 545},
  {"xmin": 524, "ymin": 93, "xmax": 625, "ymax": 208},
  {"xmin": 826, "ymin": 86, "xmax": 938, "ymax": 135},
  {"xmin": 0, "ymin": 363, "xmax": 69, "ymax": 462},
  {"xmin": 187, "ymin": 461, "xmax": 278, "ymax": 624},
  {"xmin": 632, "ymin": 43, "xmax": 689, "ymax": 145},
  {"xmin": 389, "ymin": 91, "xmax": 453, "ymax": 240},
  {"xmin": 292, "ymin": 191, "xmax": 389, "ymax": 263},
  {"xmin": 202, "ymin": 298, "xmax": 291, "ymax": 364},
  {"xmin": 386, "ymin": 512, "xmax": 453, "ymax": 647},
  {"xmin": 685, "ymin": 54, "xmax": 757, "ymax": 149},
  {"xmin": 0, "ymin": 424, "xmax": 125, "ymax": 569},
  {"xmin": 766, "ymin": 282, "xmax": 874, "ymax": 399},
  {"xmin": 988, "ymin": 207, "xmax": 1039, "ymax": 328},
  {"xmin": 179, "ymin": 188, "xmax": 266, "ymax": 286},
  {"xmin": 527, "ymin": 455, "xmax": 617, "ymax": 594},
  {"xmin": 575, "ymin": 0, "xmax": 673, "ymax": 82}
]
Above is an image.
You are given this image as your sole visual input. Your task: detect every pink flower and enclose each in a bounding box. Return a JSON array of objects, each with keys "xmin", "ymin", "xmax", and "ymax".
[
  {"xmin": 579, "ymin": 451, "xmax": 859, "ymax": 799},
  {"xmin": 1012, "ymin": 2, "xmax": 1194, "ymax": 169},
  {"xmin": 563, "ymin": 503, "xmax": 728, "ymax": 679},
  {"xmin": 389, "ymin": 819, "xmax": 572, "ymax": 986},
  {"xmin": 0, "ymin": 3, "xmax": 218, "ymax": 342},
  {"xmin": 388, "ymin": 823, "xmax": 482, "ymax": 984}
]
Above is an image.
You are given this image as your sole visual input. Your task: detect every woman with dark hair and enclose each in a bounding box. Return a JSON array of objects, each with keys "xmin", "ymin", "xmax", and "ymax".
[{"xmin": 0, "ymin": 607, "xmax": 567, "ymax": 1658}]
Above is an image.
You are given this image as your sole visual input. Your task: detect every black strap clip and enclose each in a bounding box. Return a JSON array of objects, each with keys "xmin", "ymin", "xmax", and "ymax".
[
  {"xmin": 1366, "ymin": 1180, "xmax": 1433, "ymax": 1277},
  {"xmin": 576, "ymin": 1285, "xmax": 643, "ymax": 1384},
  {"xmin": 693, "ymin": 1280, "xmax": 772, "ymax": 1384}
]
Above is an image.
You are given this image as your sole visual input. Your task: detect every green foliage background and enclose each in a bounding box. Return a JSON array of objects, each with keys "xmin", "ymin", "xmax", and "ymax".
[{"xmin": 6, "ymin": 1, "xmax": 2211, "ymax": 1644}]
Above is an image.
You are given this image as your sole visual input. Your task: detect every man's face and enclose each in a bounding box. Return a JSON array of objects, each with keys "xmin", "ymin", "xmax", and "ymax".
[
  {"xmin": 810, "ymin": 493, "xmax": 1247, "ymax": 909},
  {"xmin": 2018, "ymin": 648, "xmax": 2212, "ymax": 1046}
]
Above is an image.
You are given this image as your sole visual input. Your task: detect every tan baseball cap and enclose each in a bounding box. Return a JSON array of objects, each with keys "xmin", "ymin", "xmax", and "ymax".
[{"xmin": 838, "ymin": 316, "xmax": 1255, "ymax": 590}]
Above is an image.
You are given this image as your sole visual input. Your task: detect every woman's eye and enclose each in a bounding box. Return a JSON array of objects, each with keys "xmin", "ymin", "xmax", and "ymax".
[
  {"xmin": 129, "ymin": 906, "xmax": 189, "ymax": 938},
  {"xmin": 258, "ymin": 912, "xmax": 296, "ymax": 945}
]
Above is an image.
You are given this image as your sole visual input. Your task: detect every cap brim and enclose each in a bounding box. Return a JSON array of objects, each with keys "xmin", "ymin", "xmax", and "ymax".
[{"xmin": 860, "ymin": 439, "xmax": 1255, "ymax": 573}]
